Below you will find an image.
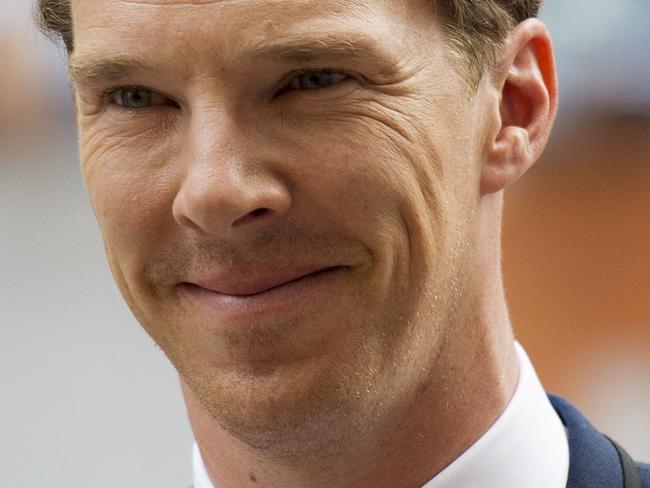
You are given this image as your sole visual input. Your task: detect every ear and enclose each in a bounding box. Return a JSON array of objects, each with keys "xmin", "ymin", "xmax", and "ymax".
[{"xmin": 481, "ymin": 19, "xmax": 558, "ymax": 194}]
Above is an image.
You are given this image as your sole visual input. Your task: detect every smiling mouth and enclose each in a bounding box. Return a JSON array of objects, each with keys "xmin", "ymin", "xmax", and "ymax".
[
  {"xmin": 176, "ymin": 265, "xmax": 348, "ymax": 322},
  {"xmin": 184, "ymin": 266, "xmax": 346, "ymax": 297}
]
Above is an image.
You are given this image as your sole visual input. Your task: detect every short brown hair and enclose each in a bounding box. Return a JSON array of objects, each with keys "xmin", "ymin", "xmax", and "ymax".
[{"xmin": 35, "ymin": 0, "xmax": 542, "ymax": 87}]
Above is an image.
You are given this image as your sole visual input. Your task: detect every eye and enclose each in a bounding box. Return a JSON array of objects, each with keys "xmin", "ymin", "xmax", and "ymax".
[
  {"xmin": 287, "ymin": 70, "xmax": 350, "ymax": 91},
  {"xmin": 109, "ymin": 86, "xmax": 172, "ymax": 109}
]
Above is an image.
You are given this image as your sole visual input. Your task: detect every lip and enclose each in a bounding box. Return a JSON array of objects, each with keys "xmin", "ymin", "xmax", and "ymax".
[
  {"xmin": 189, "ymin": 265, "xmax": 341, "ymax": 296},
  {"xmin": 176, "ymin": 266, "xmax": 346, "ymax": 322}
]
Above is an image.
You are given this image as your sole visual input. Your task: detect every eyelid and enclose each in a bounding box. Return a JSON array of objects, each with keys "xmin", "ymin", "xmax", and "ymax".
[
  {"xmin": 274, "ymin": 68, "xmax": 356, "ymax": 97},
  {"xmin": 103, "ymin": 85, "xmax": 174, "ymax": 108},
  {"xmin": 291, "ymin": 70, "xmax": 348, "ymax": 89}
]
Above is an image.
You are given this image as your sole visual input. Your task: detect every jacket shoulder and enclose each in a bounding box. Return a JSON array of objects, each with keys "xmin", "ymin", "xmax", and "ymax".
[
  {"xmin": 638, "ymin": 462, "xmax": 650, "ymax": 487},
  {"xmin": 549, "ymin": 394, "xmax": 649, "ymax": 488}
]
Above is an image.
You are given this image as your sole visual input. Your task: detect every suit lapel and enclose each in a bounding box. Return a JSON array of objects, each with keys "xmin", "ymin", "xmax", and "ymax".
[{"xmin": 549, "ymin": 395, "xmax": 624, "ymax": 488}]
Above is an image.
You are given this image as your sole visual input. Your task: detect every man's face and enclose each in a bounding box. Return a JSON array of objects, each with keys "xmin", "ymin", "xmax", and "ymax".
[{"xmin": 72, "ymin": 0, "xmax": 490, "ymax": 454}]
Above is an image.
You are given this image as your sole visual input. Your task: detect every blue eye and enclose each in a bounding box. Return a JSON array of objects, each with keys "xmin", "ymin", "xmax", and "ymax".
[
  {"xmin": 111, "ymin": 86, "xmax": 170, "ymax": 109},
  {"xmin": 289, "ymin": 70, "xmax": 349, "ymax": 91}
]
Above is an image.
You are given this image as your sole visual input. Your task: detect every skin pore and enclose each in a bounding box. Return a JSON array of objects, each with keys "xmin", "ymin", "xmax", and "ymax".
[{"xmin": 69, "ymin": 0, "xmax": 557, "ymax": 486}]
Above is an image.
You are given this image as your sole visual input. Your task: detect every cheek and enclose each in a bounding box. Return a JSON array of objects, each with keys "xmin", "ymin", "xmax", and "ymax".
[
  {"xmin": 80, "ymin": 119, "xmax": 179, "ymax": 279},
  {"xmin": 282, "ymin": 101, "xmax": 453, "ymax": 274},
  {"xmin": 275, "ymin": 91, "xmax": 482, "ymax": 322}
]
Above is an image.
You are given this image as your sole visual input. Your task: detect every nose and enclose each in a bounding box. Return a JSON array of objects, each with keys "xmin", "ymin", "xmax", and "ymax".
[{"xmin": 172, "ymin": 120, "xmax": 292, "ymax": 235}]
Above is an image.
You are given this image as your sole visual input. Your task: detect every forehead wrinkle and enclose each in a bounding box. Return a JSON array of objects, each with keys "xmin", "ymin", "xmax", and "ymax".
[
  {"xmin": 116, "ymin": 0, "xmax": 248, "ymax": 5},
  {"xmin": 70, "ymin": 1, "xmax": 409, "ymax": 85},
  {"xmin": 112, "ymin": 0, "xmax": 317, "ymax": 9}
]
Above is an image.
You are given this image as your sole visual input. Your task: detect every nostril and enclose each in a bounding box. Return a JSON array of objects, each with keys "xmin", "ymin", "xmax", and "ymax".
[
  {"xmin": 250, "ymin": 208, "xmax": 269, "ymax": 218},
  {"xmin": 232, "ymin": 207, "xmax": 272, "ymax": 228}
]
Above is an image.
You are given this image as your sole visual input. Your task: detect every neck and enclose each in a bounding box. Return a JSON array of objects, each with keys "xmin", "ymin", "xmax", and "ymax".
[{"xmin": 183, "ymin": 193, "xmax": 518, "ymax": 488}]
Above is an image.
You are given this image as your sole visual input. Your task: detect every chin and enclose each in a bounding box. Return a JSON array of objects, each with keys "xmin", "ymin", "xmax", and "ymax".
[{"xmin": 180, "ymin": 345, "xmax": 393, "ymax": 460}]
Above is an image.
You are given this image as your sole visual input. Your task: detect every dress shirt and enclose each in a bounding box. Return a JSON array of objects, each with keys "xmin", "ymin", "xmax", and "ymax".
[{"xmin": 193, "ymin": 342, "xmax": 569, "ymax": 488}]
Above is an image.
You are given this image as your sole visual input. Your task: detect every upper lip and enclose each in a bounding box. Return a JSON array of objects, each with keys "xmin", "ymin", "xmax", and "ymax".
[{"xmin": 184, "ymin": 265, "xmax": 343, "ymax": 297}]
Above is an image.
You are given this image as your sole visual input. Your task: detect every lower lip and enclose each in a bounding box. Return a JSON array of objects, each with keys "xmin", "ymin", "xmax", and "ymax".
[{"xmin": 176, "ymin": 267, "xmax": 345, "ymax": 323}]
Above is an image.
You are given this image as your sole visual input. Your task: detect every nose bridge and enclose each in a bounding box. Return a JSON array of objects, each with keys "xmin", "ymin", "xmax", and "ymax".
[
  {"xmin": 172, "ymin": 103, "xmax": 291, "ymax": 234},
  {"xmin": 188, "ymin": 98, "xmax": 241, "ymax": 167},
  {"xmin": 179, "ymin": 102, "xmax": 241, "ymax": 194}
]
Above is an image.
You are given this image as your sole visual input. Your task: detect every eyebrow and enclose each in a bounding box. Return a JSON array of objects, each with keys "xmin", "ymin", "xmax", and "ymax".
[
  {"xmin": 69, "ymin": 34, "xmax": 397, "ymax": 87},
  {"xmin": 68, "ymin": 53, "xmax": 159, "ymax": 87},
  {"xmin": 242, "ymin": 34, "xmax": 396, "ymax": 65}
]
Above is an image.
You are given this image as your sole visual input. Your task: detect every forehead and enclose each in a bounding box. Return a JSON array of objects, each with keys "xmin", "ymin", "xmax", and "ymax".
[{"xmin": 70, "ymin": 0, "xmax": 438, "ymax": 63}]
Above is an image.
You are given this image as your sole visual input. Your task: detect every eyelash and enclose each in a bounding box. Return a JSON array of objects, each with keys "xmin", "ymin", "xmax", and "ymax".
[
  {"xmin": 102, "ymin": 85, "xmax": 172, "ymax": 109},
  {"xmin": 101, "ymin": 68, "xmax": 354, "ymax": 109},
  {"xmin": 279, "ymin": 68, "xmax": 352, "ymax": 94}
]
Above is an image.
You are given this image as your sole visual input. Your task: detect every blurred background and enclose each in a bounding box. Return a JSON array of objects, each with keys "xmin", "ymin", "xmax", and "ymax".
[{"xmin": 1, "ymin": 0, "xmax": 648, "ymax": 486}]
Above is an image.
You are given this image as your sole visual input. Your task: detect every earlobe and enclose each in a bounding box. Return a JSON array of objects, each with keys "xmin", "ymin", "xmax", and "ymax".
[{"xmin": 481, "ymin": 19, "xmax": 558, "ymax": 195}]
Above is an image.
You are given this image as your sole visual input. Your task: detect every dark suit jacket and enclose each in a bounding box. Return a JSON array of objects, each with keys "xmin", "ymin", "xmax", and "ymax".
[{"xmin": 550, "ymin": 395, "xmax": 650, "ymax": 488}]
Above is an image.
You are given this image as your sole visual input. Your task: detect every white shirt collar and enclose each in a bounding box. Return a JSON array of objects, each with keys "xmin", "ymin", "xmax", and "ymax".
[
  {"xmin": 421, "ymin": 342, "xmax": 569, "ymax": 488},
  {"xmin": 193, "ymin": 342, "xmax": 569, "ymax": 488}
]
